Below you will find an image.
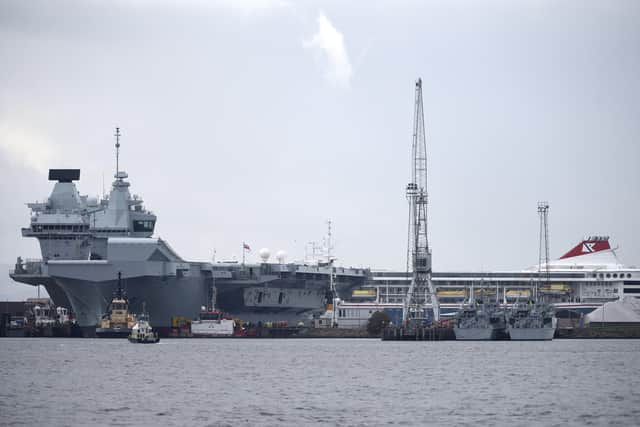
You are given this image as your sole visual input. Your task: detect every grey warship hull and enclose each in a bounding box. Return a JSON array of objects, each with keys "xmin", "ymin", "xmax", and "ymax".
[
  {"xmin": 13, "ymin": 256, "xmax": 367, "ymax": 334},
  {"xmin": 212, "ymin": 263, "xmax": 367, "ymax": 324},
  {"xmin": 453, "ymin": 301, "xmax": 507, "ymax": 341},
  {"xmin": 52, "ymin": 274, "xmax": 209, "ymax": 332},
  {"xmin": 507, "ymin": 326, "xmax": 555, "ymax": 340},
  {"xmin": 215, "ymin": 278, "xmax": 364, "ymax": 324},
  {"xmin": 507, "ymin": 303, "xmax": 557, "ymax": 341},
  {"xmin": 28, "ymin": 237, "xmax": 215, "ymax": 334},
  {"xmin": 453, "ymin": 327, "xmax": 494, "ymax": 341}
]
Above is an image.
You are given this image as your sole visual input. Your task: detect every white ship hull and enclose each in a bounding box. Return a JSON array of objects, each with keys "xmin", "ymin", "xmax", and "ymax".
[
  {"xmin": 508, "ymin": 326, "xmax": 556, "ymax": 341},
  {"xmin": 191, "ymin": 320, "xmax": 235, "ymax": 337},
  {"xmin": 454, "ymin": 327, "xmax": 494, "ymax": 340}
]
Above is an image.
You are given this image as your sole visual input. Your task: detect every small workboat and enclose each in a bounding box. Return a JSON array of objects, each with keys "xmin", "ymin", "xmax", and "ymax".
[
  {"xmin": 128, "ymin": 304, "xmax": 159, "ymax": 344},
  {"xmin": 191, "ymin": 307, "xmax": 235, "ymax": 337}
]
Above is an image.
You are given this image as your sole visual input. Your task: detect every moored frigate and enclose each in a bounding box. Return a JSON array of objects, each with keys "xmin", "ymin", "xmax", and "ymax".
[
  {"xmin": 453, "ymin": 301, "xmax": 506, "ymax": 340},
  {"xmin": 507, "ymin": 302, "xmax": 556, "ymax": 340},
  {"xmin": 453, "ymin": 302, "xmax": 493, "ymax": 340}
]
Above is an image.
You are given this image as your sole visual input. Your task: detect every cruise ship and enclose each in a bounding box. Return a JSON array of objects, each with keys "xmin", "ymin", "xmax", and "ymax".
[
  {"xmin": 334, "ymin": 237, "xmax": 640, "ymax": 328},
  {"xmin": 9, "ymin": 135, "xmax": 367, "ymax": 335}
]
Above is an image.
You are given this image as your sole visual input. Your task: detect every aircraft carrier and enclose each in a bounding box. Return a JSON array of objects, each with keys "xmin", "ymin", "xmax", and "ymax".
[{"xmin": 9, "ymin": 130, "xmax": 368, "ymax": 335}]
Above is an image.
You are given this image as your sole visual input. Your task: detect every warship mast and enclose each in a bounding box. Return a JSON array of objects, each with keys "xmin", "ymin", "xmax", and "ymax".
[
  {"xmin": 402, "ymin": 78, "xmax": 439, "ymax": 326},
  {"xmin": 114, "ymin": 127, "xmax": 121, "ymax": 176}
]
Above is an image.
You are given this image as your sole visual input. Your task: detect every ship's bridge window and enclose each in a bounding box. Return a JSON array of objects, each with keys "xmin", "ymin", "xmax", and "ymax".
[
  {"xmin": 201, "ymin": 312, "xmax": 220, "ymax": 321},
  {"xmin": 606, "ymin": 273, "xmax": 611, "ymax": 278},
  {"xmin": 133, "ymin": 220, "xmax": 155, "ymax": 232}
]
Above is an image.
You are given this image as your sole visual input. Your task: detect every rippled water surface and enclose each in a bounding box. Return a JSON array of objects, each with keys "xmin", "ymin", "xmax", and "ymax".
[{"xmin": 1, "ymin": 338, "xmax": 639, "ymax": 426}]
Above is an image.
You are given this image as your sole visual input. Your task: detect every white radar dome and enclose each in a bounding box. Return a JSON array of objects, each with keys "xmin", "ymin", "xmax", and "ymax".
[
  {"xmin": 276, "ymin": 250, "xmax": 287, "ymax": 264},
  {"xmin": 259, "ymin": 248, "xmax": 271, "ymax": 263}
]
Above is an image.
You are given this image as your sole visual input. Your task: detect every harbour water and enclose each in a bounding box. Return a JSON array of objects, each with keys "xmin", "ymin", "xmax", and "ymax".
[{"xmin": 1, "ymin": 338, "xmax": 639, "ymax": 426}]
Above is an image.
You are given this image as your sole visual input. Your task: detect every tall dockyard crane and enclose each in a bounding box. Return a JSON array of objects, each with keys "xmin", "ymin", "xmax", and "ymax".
[{"xmin": 403, "ymin": 78, "xmax": 440, "ymax": 326}]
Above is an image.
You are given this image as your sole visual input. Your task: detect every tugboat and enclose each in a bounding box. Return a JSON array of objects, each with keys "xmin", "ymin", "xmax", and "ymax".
[
  {"xmin": 128, "ymin": 303, "xmax": 160, "ymax": 343},
  {"xmin": 96, "ymin": 272, "xmax": 136, "ymax": 338},
  {"xmin": 191, "ymin": 307, "xmax": 235, "ymax": 337}
]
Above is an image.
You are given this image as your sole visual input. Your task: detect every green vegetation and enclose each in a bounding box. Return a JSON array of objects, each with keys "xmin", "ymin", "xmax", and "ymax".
[{"xmin": 367, "ymin": 311, "xmax": 391, "ymax": 337}]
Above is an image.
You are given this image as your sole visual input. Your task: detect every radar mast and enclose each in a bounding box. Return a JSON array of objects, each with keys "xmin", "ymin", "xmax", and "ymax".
[{"xmin": 114, "ymin": 127, "xmax": 121, "ymax": 177}]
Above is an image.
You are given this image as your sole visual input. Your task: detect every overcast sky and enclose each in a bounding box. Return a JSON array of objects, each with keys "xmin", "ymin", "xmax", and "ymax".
[{"xmin": 1, "ymin": 0, "xmax": 639, "ymax": 299}]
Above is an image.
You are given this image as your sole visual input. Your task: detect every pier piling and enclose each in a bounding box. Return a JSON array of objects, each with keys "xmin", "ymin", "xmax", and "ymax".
[{"xmin": 381, "ymin": 325, "xmax": 455, "ymax": 341}]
